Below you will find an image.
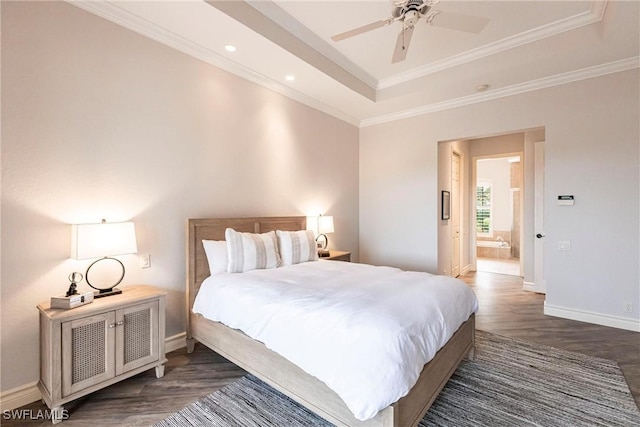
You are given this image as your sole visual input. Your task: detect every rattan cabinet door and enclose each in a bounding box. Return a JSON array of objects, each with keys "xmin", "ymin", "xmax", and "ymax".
[
  {"xmin": 116, "ymin": 300, "xmax": 160, "ymax": 375},
  {"xmin": 61, "ymin": 311, "xmax": 116, "ymax": 397},
  {"xmin": 39, "ymin": 286, "xmax": 166, "ymax": 423}
]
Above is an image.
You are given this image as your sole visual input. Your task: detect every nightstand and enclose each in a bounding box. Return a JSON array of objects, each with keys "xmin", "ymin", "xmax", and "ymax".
[
  {"xmin": 37, "ymin": 285, "xmax": 167, "ymax": 424},
  {"xmin": 322, "ymin": 250, "xmax": 351, "ymax": 262}
]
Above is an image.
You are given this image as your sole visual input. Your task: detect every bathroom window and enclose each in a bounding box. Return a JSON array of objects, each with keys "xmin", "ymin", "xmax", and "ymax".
[{"xmin": 476, "ymin": 181, "xmax": 492, "ymax": 236}]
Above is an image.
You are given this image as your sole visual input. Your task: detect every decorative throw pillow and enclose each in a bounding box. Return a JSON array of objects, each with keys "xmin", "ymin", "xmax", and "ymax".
[
  {"xmin": 202, "ymin": 240, "xmax": 228, "ymax": 275},
  {"xmin": 225, "ymin": 228, "xmax": 281, "ymax": 273},
  {"xmin": 276, "ymin": 229, "xmax": 319, "ymax": 265}
]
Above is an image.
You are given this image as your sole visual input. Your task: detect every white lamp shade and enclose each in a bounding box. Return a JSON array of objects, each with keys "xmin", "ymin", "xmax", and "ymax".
[
  {"xmin": 318, "ymin": 216, "xmax": 334, "ymax": 234},
  {"xmin": 71, "ymin": 221, "xmax": 138, "ymax": 260},
  {"xmin": 306, "ymin": 216, "xmax": 318, "ymax": 235}
]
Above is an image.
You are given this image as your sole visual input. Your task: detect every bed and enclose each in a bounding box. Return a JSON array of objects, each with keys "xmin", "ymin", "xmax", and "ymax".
[{"xmin": 186, "ymin": 216, "xmax": 476, "ymax": 427}]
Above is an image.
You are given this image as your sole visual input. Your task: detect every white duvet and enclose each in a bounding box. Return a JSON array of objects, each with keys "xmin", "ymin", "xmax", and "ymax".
[{"xmin": 193, "ymin": 260, "xmax": 478, "ymax": 421}]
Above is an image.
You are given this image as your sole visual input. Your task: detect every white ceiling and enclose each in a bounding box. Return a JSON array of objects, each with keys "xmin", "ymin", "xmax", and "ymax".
[{"xmin": 72, "ymin": 0, "xmax": 639, "ymax": 126}]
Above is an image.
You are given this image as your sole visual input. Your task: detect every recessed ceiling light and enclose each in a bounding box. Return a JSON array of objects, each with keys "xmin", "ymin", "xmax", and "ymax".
[
  {"xmin": 285, "ymin": 75, "xmax": 295, "ymax": 82},
  {"xmin": 475, "ymin": 84, "xmax": 490, "ymax": 92},
  {"xmin": 224, "ymin": 45, "xmax": 237, "ymax": 52}
]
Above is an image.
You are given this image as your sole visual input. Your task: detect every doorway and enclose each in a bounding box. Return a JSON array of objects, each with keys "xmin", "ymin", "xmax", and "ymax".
[
  {"xmin": 474, "ymin": 155, "xmax": 522, "ymax": 276},
  {"xmin": 451, "ymin": 150, "xmax": 461, "ymax": 277},
  {"xmin": 437, "ymin": 128, "xmax": 545, "ymax": 288}
]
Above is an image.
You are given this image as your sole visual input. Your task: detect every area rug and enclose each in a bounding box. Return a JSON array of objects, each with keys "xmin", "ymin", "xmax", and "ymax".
[{"xmin": 155, "ymin": 331, "xmax": 640, "ymax": 427}]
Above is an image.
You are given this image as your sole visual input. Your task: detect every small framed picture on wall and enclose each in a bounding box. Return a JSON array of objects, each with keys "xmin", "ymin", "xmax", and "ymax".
[{"xmin": 441, "ymin": 191, "xmax": 450, "ymax": 220}]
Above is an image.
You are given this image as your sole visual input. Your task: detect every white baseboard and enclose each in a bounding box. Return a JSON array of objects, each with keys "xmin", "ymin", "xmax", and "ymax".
[
  {"xmin": 0, "ymin": 381, "xmax": 41, "ymax": 412},
  {"xmin": 461, "ymin": 264, "xmax": 473, "ymax": 275},
  {"xmin": 1, "ymin": 333, "xmax": 188, "ymax": 411},
  {"xmin": 544, "ymin": 302, "xmax": 640, "ymax": 332},
  {"xmin": 523, "ymin": 281, "xmax": 546, "ymax": 294},
  {"xmin": 165, "ymin": 331, "xmax": 187, "ymax": 353}
]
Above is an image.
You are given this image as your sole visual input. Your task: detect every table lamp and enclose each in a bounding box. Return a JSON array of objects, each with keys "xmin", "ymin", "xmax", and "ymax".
[
  {"xmin": 316, "ymin": 215, "xmax": 334, "ymax": 257},
  {"xmin": 71, "ymin": 219, "xmax": 137, "ymax": 297}
]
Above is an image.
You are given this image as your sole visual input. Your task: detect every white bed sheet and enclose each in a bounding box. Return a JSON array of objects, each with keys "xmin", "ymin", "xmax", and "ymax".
[{"xmin": 193, "ymin": 260, "xmax": 478, "ymax": 421}]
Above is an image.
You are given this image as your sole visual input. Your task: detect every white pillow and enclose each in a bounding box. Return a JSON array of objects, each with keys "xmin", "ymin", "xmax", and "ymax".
[
  {"xmin": 202, "ymin": 240, "xmax": 228, "ymax": 275},
  {"xmin": 225, "ymin": 228, "xmax": 281, "ymax": 273},
  {"xmin": 276, "ymin": 229, "xmax": 318, "ymax": 265}
]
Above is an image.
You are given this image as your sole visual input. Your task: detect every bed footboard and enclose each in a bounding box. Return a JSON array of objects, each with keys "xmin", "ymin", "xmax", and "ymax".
[{"xmin": 190, "ymin": 312, "xmax": 474, "ymax": 427}]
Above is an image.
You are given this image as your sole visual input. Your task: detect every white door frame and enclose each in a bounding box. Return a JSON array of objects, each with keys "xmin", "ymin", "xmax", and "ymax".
[
  {"xmin": 451, "ymin": 149, "xmax": 462, "ymax": 277},
  {"xmin": 471, "ymin": 152, "xmax": 524, "ymax": 276},
  {"xmin": 524, "ymin": 141, "xmax": 546, "ymax": 293}
]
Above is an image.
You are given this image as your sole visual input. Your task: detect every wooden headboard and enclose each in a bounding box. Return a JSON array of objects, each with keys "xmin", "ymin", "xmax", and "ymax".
[{"xmin": 186, "ymin": 216, "xmax": 306, "ymax": 328}]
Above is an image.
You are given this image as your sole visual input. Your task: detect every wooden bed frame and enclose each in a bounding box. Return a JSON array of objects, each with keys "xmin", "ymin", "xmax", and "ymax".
[{"xmin": 186, "ymin": 216, "xmax": 475, "ymax": 427}]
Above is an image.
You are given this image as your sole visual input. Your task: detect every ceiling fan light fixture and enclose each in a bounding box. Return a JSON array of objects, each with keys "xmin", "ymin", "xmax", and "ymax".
[
  {"xmin": 404, "ymin": 10, "xmax": 419, "ymax": 27},
  {"xmin": 331, "ymin": 0, "xmax": 487, "ymax": 64}
]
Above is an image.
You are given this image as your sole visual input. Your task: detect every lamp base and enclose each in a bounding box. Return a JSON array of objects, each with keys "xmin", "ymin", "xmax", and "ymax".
[
  {"xmin": 318, "ymin": 249, "xmax": 331, "ymax": 257},
  {"xmin": 94, "ymin": 288, "xmax": 123, "ymax": 298}
]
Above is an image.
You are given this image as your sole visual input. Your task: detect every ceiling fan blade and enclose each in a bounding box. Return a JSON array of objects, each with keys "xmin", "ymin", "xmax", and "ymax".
[
  {"xmin": 391, "ymin": 25, "xmax": 415, "ymax": 64},
  {"xmin": 332, "ymin": 18, "xmax": 392, "ymax": 42},
  {"xmin": 431, "ymin": 11, "xmax": 489, "ymax": 34}
]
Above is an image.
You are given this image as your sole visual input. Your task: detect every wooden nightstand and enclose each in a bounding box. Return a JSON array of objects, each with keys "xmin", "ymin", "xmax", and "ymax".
[
  {"xmin": 37, "ymin": 285, "xmax": 167, "ymax": 424},
  {"xmin": 321, "ymin": 250, "xmax": 351, "ymax": 262}
]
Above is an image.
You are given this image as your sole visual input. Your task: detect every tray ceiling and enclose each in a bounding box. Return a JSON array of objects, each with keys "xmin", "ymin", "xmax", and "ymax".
[{"xmin": 71, "ymin": 1, "xmax": 639, "ymax": 126}]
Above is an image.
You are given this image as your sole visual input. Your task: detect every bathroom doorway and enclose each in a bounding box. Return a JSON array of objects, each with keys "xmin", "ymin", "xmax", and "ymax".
[{"xmin": 474, "ymin": 155, "xmax": 522, "ymax": 276}]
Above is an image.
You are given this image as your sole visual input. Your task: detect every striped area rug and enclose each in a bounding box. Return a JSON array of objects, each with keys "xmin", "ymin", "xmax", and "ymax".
[{"xmin": 156, "ymin": 331, "xmax": 640, "ymax": 427}]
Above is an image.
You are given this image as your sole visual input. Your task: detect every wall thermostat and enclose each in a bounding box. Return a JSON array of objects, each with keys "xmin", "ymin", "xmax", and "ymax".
[{"xmin": 558, "ymin": 195, "xmax": 574, "ymax": 206}]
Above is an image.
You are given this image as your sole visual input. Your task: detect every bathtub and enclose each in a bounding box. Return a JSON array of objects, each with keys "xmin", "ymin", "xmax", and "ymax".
[
  {"xmin": 477, "ymin": 240, "xmax": 511, "ymax": 259},
  {"xmin": 477, "ymin": 240, "xmax": 510, "ymax": 248}
]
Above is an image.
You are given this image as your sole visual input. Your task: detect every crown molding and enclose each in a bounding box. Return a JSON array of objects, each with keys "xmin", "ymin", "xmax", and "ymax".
[
  {"xmin": 377, "ymin": 0, "xmax": 608, "ymax": 90},
  {"xmin": 361, "ymin": 56, "xmax": 639, "ymax": 127},
  {"xmin": 66, "ymin": 1, "xmax": 627, "ymax": 130},
  {"xmin": 207, "ymin": 0, "xmax": 376, "ymax": 101},
  {"xmin": 245, "ymin": 0, "xmax": 379, "ymax": 91},
  {"xmin": 67, "ymin": 1, "xmax": 361, "ymax": 127}
]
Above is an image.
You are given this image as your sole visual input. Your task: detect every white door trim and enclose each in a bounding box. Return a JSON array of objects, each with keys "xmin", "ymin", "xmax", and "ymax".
[{"xmin": 525, "ymin": 140, "xmax": 546, "ymax": 293}]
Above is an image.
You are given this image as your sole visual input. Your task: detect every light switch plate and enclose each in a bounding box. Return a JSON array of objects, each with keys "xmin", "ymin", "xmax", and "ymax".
[{"xmin": 140, "ymin": 254, "xmax": 151, "ymax": 268}]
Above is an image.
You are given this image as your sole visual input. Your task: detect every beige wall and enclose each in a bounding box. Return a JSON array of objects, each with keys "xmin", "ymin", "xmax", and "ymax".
[
  {"xmin": 1, "ymin": 2, "xmax": 359, "ymax": 393},
  {"xmin": 360, "ymin": 69, "xmax": 639, "ymax": 331}
]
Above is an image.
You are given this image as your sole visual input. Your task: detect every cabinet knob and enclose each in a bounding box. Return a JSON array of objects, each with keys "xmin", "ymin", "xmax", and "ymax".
[
  {"xmin": 108, "ymin": 323, "xmax": 116, "ymax": 328},
  {"xmin": 116, "ymin": 321, "xmax": 124, "ymax": 326}
]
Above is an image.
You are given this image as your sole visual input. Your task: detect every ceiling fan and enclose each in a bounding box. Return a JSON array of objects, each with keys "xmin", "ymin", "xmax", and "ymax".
[{"xmin": 331, "ymin": 0, "xmax": 489, "ymax": 63}]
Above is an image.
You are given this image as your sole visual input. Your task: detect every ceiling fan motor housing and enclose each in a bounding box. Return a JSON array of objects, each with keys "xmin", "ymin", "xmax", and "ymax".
[
  {"xmin": 332, "ymin": 0, "xmax": 487, "ymax": 64},
  {"xmin": 404, "ymin": 10, "xmax": 419, "ymax": 27},
  {"xmin": 392, "ymin": 0, "xmax": 437, "ymax": 20}
]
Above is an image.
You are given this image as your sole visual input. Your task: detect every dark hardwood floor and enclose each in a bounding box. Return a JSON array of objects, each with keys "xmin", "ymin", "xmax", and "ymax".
[
  {"xmin": 460, "ymin": 271, "xmax": 640, "ymax": 409},
  {"xmin": 5, "ymin": 271, "xmax": 639, "ymax": 426}
]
